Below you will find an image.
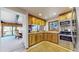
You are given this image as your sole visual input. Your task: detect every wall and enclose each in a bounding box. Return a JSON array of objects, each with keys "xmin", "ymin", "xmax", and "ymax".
[
  {"xmin": 75, "ymin": 7, "xmax": 79, "ymax": 51},
  {"xmin": 22, "ymin": 14, "xmax": 28, "ymax": 48},
  {"xmin": 0, "ymin": 8, "xmax": 1, "ymax": 38},
  {"xmin": 45, "ymin": 17, "xmax": 57, "ymax": 31},
  {"xmin": 45, "ymin": 21, "xmax": 48, "ymax": 31},
  {"xmin": 5, "ymin": 7, "xmax": 29, "ymax": 48}
]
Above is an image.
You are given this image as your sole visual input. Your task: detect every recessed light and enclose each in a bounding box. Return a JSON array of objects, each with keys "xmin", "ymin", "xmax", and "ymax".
[
  {"xmin": 53, "ymin": 13, "xmax": 57, "ymax": 16},
  {"xmin": 53, "ymin": 13, "xmax": 56, "ymax": 15},
  {"xmin": 38, "ymin": 13, "xmax": 42, "ymax": 16},
  {"xmin": 69, "ymin": 7, "xmax": 73, "ymax": 8},
  {"xmin": 45, "ymin": 16, "xmax": 47, "ymax": 19}
]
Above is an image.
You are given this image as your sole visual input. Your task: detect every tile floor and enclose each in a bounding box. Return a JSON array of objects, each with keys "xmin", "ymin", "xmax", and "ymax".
[{"xmin": 0, "ymin": 36, "xmax": 25, "ymax": 52}]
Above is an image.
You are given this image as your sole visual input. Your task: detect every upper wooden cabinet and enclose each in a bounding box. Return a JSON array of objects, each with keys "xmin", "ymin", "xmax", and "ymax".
[
  {"xmin": 28, "ymin": 15, "xmax": 46, "ymax": 25},
  {"xmin": 28, "ymin": 16, "xmax": 32, "ymax": 25},
  {"xmin": 57, "ymin": 12, "xmax": 72, "ymax": 21}
]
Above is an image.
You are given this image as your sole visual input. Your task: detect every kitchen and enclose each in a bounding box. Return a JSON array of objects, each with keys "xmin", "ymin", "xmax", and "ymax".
[
  {"xmin": 0, "ymin": 7, "xmax": 78, "ymax": 52},
  {"xmin": 27, "ymin": 7, "xmax": 77, "ymax": 52}
]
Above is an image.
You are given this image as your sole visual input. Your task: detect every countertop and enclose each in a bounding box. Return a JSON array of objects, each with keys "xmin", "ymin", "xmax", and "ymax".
[{"xmin": 28, "ymin": 31, "xmax": 59, "ymax": 34}]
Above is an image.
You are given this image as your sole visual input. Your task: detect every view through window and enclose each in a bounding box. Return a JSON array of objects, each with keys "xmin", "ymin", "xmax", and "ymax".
[{"xmin": 3, "ymin": 26, "xmax": 13, "ymax": 36}]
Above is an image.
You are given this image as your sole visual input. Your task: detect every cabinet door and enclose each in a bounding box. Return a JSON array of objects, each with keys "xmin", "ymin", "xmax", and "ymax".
[
  {"xmin": 32, "ymin": 34, "xmax": 36, "ymax": 45},
  {"xmin": 47, "ymin": 33, "xmax": 52, "ymax": 42},
  {"xmin": 41, "ymin": 21, "xmax": 45, "ymax": 25},
  {"xmin": 50, "ymin": 33, "xmax": 53, "ymax": 42},
  {"xmin": 29, "ymin": 34, "xmax": 32, "ymax": 47},
  {"xmin": 40, "ymin": 33, "xmax": 44, "ymax": 41},
  {"xmin": 43, "ymin": 33, "xmax": 48, "ymax": 41},
  {"xmin": 32, "ymin": 17, "xmax": 36, "ymax": 24},
  {"xmin": 29, "ymin": 34, "xmax": 36, "ymax": 47},
  {"xmin": 28, "ymin": 16, "xmax": 32, "ymax": 25},
  {"xmin": 36, "ymin": 34, "xmax": 41, "ymax": 43},
  {"xmin": 52, "ymin": 33, "xmax": 58, "ymax": 43}
]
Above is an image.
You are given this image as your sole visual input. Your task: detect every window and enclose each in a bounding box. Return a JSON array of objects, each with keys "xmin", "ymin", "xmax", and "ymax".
[
  {"xmin": 32, "ymin": 25, "xmax": 38, "ymax": 31},
  {"xmin": 31, "ymin": 25, "xmax": 44, "ymax": 32},
  {"xmin": 49, "ymin": 21, "xmax": 59, "ymax": 31},
  {"xmin": 17, "ymin": 27, "xmax": 22, "ymax": 33},
  {"xmin": 13, "ymin": 26, "xmax": 16, "ymax": 35},
  {"xmin": 3, "ymin": 26, "xmax": 13, "ymax": 36}
]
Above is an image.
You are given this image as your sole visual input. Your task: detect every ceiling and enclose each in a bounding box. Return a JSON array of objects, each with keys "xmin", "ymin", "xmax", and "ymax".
[
  {"xmin": 20, "ymin": 7, "xmax": 71, "ymax": 20},
  {"xmin": 1, "ymin": 8, "xmax": 23, "ymax": 24}
]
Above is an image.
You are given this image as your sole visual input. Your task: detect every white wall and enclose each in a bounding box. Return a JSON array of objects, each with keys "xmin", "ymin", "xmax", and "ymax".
[
  {"xmin": 5, "ymin": 7, "xmax": 28, "ymax": 48},
  {"xmin": 22, "ymin": 14, "xmax": 28, "ymax": 48},
  {"xmin": 45, "ymin": 22, "xmax": 48, "ymax": 31},
  {"xmin": 45, "ymin": 17, "xmax": 57, "ymax": 31},
  {"xmin": 0, "ymin": 8, "xmax": 1, "ymax": 38},
  {"xmin": 75, "ymin": 7, "xmax": 79, "ymax": 51}
]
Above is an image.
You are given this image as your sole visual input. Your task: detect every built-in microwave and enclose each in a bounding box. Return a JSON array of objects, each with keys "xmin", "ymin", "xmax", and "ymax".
[{"xmin": 60, "ymin": 21, "xmax": 70, "ymax": 26}]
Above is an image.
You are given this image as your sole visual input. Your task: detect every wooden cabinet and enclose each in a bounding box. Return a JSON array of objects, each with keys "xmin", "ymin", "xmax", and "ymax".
[
  {"xmin": 32, "ymin": 17, "xmax": 36, "ymax": 24},
  {"xmin": 29, "ymin": 34, "xmax": 36, "ymax": 47},
  {"xmin": 57, "ymin": 12, "xmax": 72, "ymax": 21},
  {"xmin": 28, "ymin": 32, "xmax": 58, "ymax": 47},
  {"xmin": 47, "ymin": 33, "xmax": 58, "ymax": 44},
  {"xmin": 28, "ymin": 34, "xmax": 31, "ymax": 46},
  {"xmin": 28, "ymin": 15, "xmax": 46, "ymax": 25},
  {"xmin": 40, "ymin": 33, "xmax": 44, "ymax": 41},
  {"xmin": 36, "ymin": 34, "xmax": 41, "ymax": 43},
  {"xmin": 47, "ymin": 33, "xmax": 52, "ymax": 42},
  {"xmin": 52, "ymin": 33, "xmax": 58, "ymax": 43},
  {"xmin": 43, "ymin": 33, "xmax": 48, "ymax": 41},
  {"xmin": 28, "ymin": 16, "xmax": 32, "ymax": 25}
]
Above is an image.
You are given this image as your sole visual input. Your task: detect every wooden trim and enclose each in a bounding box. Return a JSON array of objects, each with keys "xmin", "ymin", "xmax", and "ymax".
[
  {"xmin": 59, "ymin": 10, "xmax": 72, "ymax": 16},
  {"xmin": 1, "ymin": 22, "xmax": 22, "ymax": 27}
]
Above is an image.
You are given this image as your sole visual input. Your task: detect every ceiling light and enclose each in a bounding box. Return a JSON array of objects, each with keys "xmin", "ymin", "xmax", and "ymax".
[
  {"xmin": 69, "ymin": 7, "xmax": 73, "ymax": 9},
  {"xmin": 38, "ymin": 13, "xmax": 42, "ymax": 16},
  {"xmin": 53, "ymin": 13, "xmax": 57, "ymax": 16},
  {"xmin": 45, "ymin": 16, "xmax": 47, "ymax": 19}
]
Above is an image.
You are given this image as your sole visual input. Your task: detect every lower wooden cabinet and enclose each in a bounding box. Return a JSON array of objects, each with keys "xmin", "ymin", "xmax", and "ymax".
[
  {"xmin": 43, "ymin": 33, "xmax": 48, "ymax": 41},
  {"xmin": 36, "ymin": 34, "xmax": 42, "ymax": 43},
  {"xmin": 29, "ymin": 34, "xmax": 36, "ymax": 47},
  {"xmin": 47, "ymin": 33, "xmax": 52, "ymax": 41},
  {"xmin": 28, "ymin": 32, "xmax": 58, "ymax": 47},
  {"xmin": 47, "ymin": 33, "xmax": 58, "ymax": 44},
  {"xmin": 52, "ymin": 33, "xmax": 58, "ymax": 43}
]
